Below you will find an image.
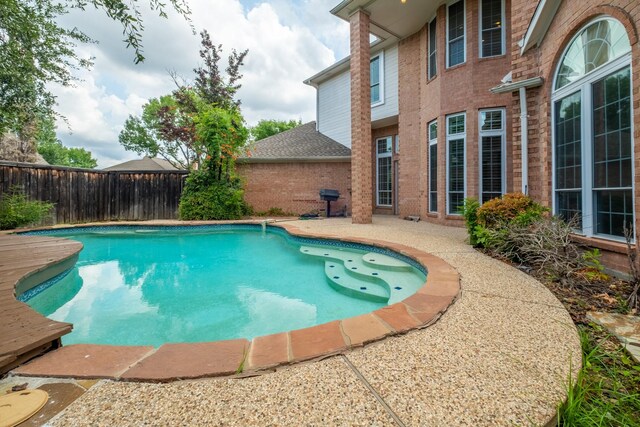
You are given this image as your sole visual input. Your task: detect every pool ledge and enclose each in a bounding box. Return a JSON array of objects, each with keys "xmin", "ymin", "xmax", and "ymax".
[
  {"xmin": 0, "ymin": 235, "xmax": 83, "ymax": 374},
  {"xmin": 8, "ymin": 221, "xmax": 460, "ymax": 382}
]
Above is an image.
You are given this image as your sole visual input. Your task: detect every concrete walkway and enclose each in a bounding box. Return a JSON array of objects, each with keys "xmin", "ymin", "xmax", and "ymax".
[{"xmin": 22, "ymin": 217, "xmax": 580, "ymax": 426}]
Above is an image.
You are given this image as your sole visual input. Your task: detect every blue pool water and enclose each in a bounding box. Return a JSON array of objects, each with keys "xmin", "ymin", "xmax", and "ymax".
[{"xmin": 23, "ymin": 226, "xmax": 425, "ymax": 347}]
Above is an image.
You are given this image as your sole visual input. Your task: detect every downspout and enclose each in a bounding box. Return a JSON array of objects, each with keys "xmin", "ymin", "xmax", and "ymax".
[{"xmin": 519, "ymin": 87, "xmax": 528, "ymax": 195}]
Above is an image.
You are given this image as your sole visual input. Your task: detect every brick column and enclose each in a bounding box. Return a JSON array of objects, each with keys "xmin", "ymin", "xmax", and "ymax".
[{"xmin": 350, "ymin": 9, "xmax": 372, "ymax": 224}]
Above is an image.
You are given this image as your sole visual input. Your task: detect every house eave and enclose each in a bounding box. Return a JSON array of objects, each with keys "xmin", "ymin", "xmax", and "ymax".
[
  {"xmin": 304, "ymin": 38, "xmax": 393, "ymax": 86},
  {"xmin": 238, "ymin": 156, "xmax": 351, "ymax": 164},
  {"xmin": 490, "ymin": 77, "xmax": 544, "ymax": 94},
  {"xmin": 520, "ymin": 0, "xmax": 563, "ymax": 55}
]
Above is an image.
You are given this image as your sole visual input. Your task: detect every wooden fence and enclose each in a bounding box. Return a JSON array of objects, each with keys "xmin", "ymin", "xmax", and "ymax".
[{"xmin": 0, "ymin": 161, "xmax": 188, "ymax": 223}]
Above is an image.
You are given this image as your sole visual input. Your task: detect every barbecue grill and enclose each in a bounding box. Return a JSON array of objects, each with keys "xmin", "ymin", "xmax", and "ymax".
[{"xmin": 319, "ymin": 189, "xmax": 340, "ymax": 217}]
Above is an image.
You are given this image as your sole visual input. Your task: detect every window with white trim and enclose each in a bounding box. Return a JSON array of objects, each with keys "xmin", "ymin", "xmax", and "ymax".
[
  {"xmin": 370, "ymin": 53, "xmax": 384, "ymax": 105},
  {"xmin": 446, "ymin": 113, "xmax": 465, "ymax": 214},
  {"xmin": 447, "ymin": 0, "xmax": 465, "ymax": 68},
  {"xmin": 428, "ymin": 120, "xmax": 438, "ymax": 213},
  {"xmin": 552, "ymin": 18, "xmax": 633, "ymax": 239},
  {"xmin": 428, "ymin": 17, "xmax": 437, "ymax": 79},
  {"xmin": 479, "ymin": 0, "xmax": 504, "ymax": 57},
  {"xmin": 376, "ymin": 137, "xmax": 393, "ymax": 206},
  {"xmin": 479, "ymin": 109, "xmax": 505, "ymax": 203}
]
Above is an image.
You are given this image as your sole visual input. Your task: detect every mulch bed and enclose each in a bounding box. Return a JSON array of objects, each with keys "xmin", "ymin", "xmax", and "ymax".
[{"xmin": 542, "ymin": 276, "xmax": 635, "ymax": 324}]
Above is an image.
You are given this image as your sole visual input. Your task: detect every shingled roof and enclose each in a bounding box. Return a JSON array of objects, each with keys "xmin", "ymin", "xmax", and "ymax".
[
  {"xmin": 103, "ymin": 156, "xmax": 179, "ymax": 171},
  {"xmin": 241, "ymin": 122, "xmax": 350, "ymax": 162}
]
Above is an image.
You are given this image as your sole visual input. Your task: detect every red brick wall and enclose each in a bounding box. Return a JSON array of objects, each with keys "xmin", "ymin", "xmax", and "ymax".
[
  {"xmin": 397, "ymin": 0, "xmax": 513, "ymax": 225},
  {"xmin": 237, "ymin": 161, "xmax": 351, "ymax": 216},
  {"xmin": 350, "ymin": 10, "xmax": 373, "ymax": 224},
  {"xmin": 398, "ymin": 32, "xmax": 424, "ymax": 218}
]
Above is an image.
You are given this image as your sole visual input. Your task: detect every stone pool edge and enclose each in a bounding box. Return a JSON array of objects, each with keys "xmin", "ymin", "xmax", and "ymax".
[{"xmin": 10, "ymin": 220, "xmax": 460, "ymax": 382}]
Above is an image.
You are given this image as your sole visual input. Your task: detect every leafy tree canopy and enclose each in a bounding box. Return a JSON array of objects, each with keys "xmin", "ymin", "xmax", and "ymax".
[
  {"xmin": 119, "ymin": 30, "xmax": 249, "ymax": 171},
  {"xmin": 35, "ymin": 115, "xmax": 98, "ymax": 168},
  {"xmin": 250, "ymin": 119, "xmax": 302, "ymax": 141},
  {"xmin": 37, "ymin": 140, "xmax": 98, "ymax": 169},
  {"xmin": 119, "ymin": 91, "xmax": 199, "ymax": 170},
  {"xmin": 0, "ymin": 0, "xmax": 192, "ymax": 139}
]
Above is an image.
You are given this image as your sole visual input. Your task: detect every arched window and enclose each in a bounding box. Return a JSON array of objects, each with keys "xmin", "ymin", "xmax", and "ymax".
[{"xmin": 552, "ymin": 18, "xmax": 633, "ymax": 239}]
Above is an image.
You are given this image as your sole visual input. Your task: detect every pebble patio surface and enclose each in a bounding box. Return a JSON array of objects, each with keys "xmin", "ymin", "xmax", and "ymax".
[{"xmin": 42, "ymin": 216, "xmax": 581, "ymax": 426}]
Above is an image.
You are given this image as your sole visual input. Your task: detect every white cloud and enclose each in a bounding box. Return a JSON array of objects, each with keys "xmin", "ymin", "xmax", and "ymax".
[{"xmin": 52, "ymin": 0, "xmax": 349, "ymax": 168}]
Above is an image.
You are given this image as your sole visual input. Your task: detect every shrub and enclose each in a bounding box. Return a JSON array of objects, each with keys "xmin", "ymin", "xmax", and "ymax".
[
  {"xmin": 463, "ymin": 193, "xmax": 547, "ymax": 248},
  {"xmin": 477, "ymin": 193, "xmax": 547, "ymax": 228},
  {"xmin": 496, "ymin": 215, "xmax": 583, "ymax": 281},
  {"xmin": 463, "ymin": 193, "xmax": 598, "ymax": 283},
  {"xmin": 178, "ymin": 171, "xmax": 249, "ymax": 220},
  {"xmin": 0, "ymin": 187, "xmax": 54, "ymax": 230},
  {"xmin": 461, "ymin": 198, "xmax": 481, "ymax": 246}
]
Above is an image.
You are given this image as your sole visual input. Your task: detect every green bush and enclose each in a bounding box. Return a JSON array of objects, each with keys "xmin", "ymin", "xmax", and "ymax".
[
  {"xmin": 462, "ymin": 193, "xmax": 548, "ymax": 249},
  {"xmin": 0, "ymin": 187, "xmax": 54, "ymax": 230},
  {"xmin": 178, "ymin": 171, "xmax": 249, "ymax": 220},
  {"xmin": 461, "ymin": 198, "xmax": 481, "ymax": 246},
  {"xmin": 477, "ymin": 192, "xmax": 547, "ymax": 228}
]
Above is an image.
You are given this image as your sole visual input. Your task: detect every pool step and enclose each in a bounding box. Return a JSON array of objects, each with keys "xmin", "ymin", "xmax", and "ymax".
[
  {"xmin": 361, "ymin": 252, "xmax": 414, "ymax": 271},
  {"xmin": 300, "ymin": 246, "xmax": 425, "ymax": 304},
  {"xmin": 324, "ymin": 262, "xmax": 388, "ymax": 303}
]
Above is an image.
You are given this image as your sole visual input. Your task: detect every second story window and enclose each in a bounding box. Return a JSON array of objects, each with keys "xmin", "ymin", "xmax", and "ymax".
[
  {"xmin": 428, "ymin": 17, "xmax": 437, "ymax": 79},
  {"xmin": 480, "ymin": 0, "xmax": 504, "ymax": 57},
  {"xmin": 370, "ymin": 53, "xmax": 384, "ymax": 105},
  {"xmin": 447, "ymin": 0, "xmax": 465, "ymax": 67}
]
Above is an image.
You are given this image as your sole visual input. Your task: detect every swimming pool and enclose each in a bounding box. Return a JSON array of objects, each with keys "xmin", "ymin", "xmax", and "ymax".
[{"xmin": 22, "ymin": 225, "xmax": 426, "ymax": 347}]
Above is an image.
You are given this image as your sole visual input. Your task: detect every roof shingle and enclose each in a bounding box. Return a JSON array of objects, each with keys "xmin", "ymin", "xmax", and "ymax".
[
  {"xmin": 103, "ymin": 157, "xmax": 179, "ymax": 171},
  {"xmin": 241, "ymin": 122, "xmax": 350, "ymax": 161}
]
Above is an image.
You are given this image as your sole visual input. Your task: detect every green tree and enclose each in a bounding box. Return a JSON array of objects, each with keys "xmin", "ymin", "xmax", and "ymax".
[
  {"xmin": 250, "ymin": 119, "xmax": 302, "ymax": 141},
  {"xmin": 179, "ymin": 107, "xmax": 250, "ymax": 220},
  {"xmin": 1, "ymin": 0, "xmax": 191, "ymax": 145},
  {"xmin": 119, "ymin": 93, "xmax": 198, "ymax": 169},
  {"xmin": 34, "ymin": 115, "xmax": 97, "ymax": 168},
  {"xmin": 37, "ymin": 140, "xmax": 98, "ymax": 168},
  {"xmin": 194, "ymin": 30, "xmax": 247, "ymax": 110},
  {"xmin": 119, "ymin": 31, "xmax": 249, "ymax": 170}
]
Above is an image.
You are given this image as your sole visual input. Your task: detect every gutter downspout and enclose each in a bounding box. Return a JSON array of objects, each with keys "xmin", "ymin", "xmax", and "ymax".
[{"xmin": 519, "ymin": 87, "xmax": 528, "ymax": 195}]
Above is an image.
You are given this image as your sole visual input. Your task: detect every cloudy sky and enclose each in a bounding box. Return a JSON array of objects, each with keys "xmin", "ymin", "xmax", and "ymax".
[{"xmin": 52, "ymin": 0, "xmax": 350, "ymax": 168}]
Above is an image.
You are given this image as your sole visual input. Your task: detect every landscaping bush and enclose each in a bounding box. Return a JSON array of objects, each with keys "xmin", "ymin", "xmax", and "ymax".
[
  {"xmin": 462, "ymin": 194, "xmax": 547, "ymax": 248},
  {"xmin": 0, "ymin": 187, "xmax": 54, "ymax": 230},
  {"xmin": 477, "ymin": 192, "xmax": 547, "ymax": 228},
  {"xmin": 462, "ymin": 193, "xmax": 605, "ymax": 283},
  {"xmin": 178, "ymin": 171, "xmax": 249, "ymax": 220},
  {"xmin": 461, "ymin": 198, "xmax": 481, "ymax": 246},
  {"xmin": 496, "ymin": 215, "xmax": 584, "ymax": 281}
]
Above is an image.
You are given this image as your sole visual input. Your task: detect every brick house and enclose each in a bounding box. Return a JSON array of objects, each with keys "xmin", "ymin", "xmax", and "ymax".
[
  {"xmin": 237, "ymin": 121, "xmax": 351, "ymax": 215},
  {"xmin": 304, "ymin": 0, "xmax": 639, "ymax": 272}
]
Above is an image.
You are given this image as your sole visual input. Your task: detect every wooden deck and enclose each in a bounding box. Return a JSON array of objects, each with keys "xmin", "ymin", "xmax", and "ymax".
[{"xmin": 0, "ymin": 234, "xmax": 82, "ymax": 374}]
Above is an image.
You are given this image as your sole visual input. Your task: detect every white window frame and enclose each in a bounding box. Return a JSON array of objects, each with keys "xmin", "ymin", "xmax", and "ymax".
[
  {"xmin": 428, "ymin": 15, "xmax": 437, "ymax": 79},
  {"xmin": 376, "ymin": 136, "xmax": 393, "ymax": 207},
  {"xmin": 446, "ymin": 113, "xmax": 466, "ymax": 215},
  {"xmin": 446, "ymin": 0, "xmax": 466, "ymax": 68},
  {"xmin": 428, "ymin": 120, "xmax": 438, "ymax": 213},
  {"xmin": 370, "ymin": 52, "xmax": 385, "ymax": 107},
  {"xmin": 478, "ymin": 0, "xmax": 506, "ymax": 58},
  {"xmin": 478, "ymin": 108, "xmax": 506, "ymax": 203},
  {"xmin": 551, "ymin": 17, "xmax": 634, "ymax": 241}
]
